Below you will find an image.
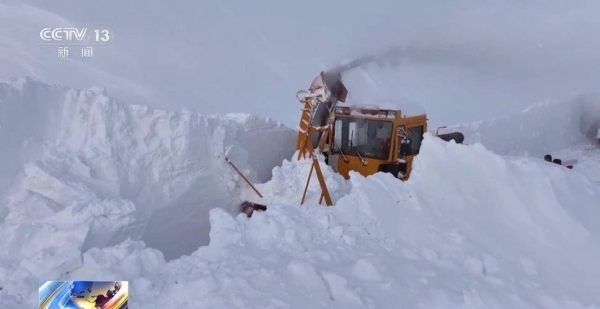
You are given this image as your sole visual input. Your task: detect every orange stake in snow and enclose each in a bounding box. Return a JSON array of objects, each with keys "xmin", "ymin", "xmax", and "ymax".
[{"xmin": 224, "ymin": 155, "xmax": 263, "ymax": 198}]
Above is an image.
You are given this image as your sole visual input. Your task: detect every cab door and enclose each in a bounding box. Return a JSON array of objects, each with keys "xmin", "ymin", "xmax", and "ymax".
[{"xmin": 395, "ymin": 119, "xmax": 426, "ymax": 179}]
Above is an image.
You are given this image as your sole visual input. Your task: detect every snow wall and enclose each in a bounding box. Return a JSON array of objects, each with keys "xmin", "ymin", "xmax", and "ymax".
[
  {"xmin": 1, "ymin": 78, "xmax": 600, "ymax": 308},
  {"xmin": 0, "ymin": 77, "xmax": 297, "ymax": 293},
  {"xmin": 450, "ymin": 93, "xmax": 600, "ymax": 156}
]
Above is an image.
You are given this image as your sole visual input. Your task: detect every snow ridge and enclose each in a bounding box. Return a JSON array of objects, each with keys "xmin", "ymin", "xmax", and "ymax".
[
  {"xmin": 57, "ymin": 134, "xmax": 600, "ymax": 309},
  {"xmin": 450, "ymin": 93, "xmax": 600, "ymax": 156}
]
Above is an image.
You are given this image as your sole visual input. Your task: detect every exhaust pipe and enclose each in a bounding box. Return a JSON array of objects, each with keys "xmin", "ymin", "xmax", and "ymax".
[
  {"xmin": 437, "ymin": 132, "xmax": 465, "ymax": 144},
  {"xmin": 436, "ymin": 126, "xmax": 465, "ymax": 144}
]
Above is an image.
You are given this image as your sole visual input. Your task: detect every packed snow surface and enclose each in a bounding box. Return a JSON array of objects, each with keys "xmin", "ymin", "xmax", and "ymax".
[{"xmin": 1, "ymin": 78, "xmax": 600, "ymax": 308}]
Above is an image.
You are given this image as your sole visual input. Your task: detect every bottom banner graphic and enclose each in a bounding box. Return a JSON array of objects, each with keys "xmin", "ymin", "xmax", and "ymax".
[{"xmin": 39, "ymin": 280, "xmax": 128, "ymax": 309}]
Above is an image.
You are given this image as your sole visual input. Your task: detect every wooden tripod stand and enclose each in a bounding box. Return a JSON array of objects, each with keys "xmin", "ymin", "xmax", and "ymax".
[{"xmin": 296, "ymin": 98, "xmax": 333, "ymax": 206}]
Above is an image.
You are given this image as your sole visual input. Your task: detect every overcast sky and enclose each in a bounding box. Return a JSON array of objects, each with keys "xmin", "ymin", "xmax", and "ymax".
[{"xmin": 2, "ymin": 0, "xmax": 600, "ymax": 127}]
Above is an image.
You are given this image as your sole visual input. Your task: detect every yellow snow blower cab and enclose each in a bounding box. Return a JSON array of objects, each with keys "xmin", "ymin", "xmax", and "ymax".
[{"xmin": 237, "ymin": 70, "xmax": 464, "ymax": 217}]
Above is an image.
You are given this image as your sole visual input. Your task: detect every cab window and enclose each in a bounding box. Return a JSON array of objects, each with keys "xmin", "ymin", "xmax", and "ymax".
[{"xmin": 333, "ymin": 117, "xmax": 393, "ymax": 160}]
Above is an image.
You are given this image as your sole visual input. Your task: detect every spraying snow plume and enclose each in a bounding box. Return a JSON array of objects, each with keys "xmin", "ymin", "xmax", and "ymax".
[{"xmin": 331, "ymin": 42, "xmax": 507, "ymax": 80}]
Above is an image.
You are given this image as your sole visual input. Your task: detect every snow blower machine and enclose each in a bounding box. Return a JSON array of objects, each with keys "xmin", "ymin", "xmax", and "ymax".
[{"xmin": 233, "ymin": 63, "xmax": 464, "ymax": 217}]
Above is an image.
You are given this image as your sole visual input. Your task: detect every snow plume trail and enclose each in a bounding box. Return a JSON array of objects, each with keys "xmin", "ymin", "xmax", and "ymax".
[
  {"xmin": 330, "ymin": 42, "xmax": 498, "ymax": 79},
  {"xmin": 327, "ymin": 46, "xmax": 406, "ymax": 77}
]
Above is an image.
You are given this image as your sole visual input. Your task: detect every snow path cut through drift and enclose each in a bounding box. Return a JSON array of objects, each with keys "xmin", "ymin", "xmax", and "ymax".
[{"xmin": 0, "ymin": 78, "xmax": 600, "ymax": 308}]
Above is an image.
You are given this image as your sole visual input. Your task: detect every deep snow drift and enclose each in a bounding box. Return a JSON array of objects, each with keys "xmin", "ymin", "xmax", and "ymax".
[
  {"xmin": 0, "ymin": 77, "xmax": 296, "ymax": 293},
  {"xmin": 12, "ymin": 135, "xmax": 600, "ymax": 309},
  {"xmin": 1, "ymin": 78, "xmax": 600, "ymax": 308},
  {"xmin": 183, "ymin": 137, "xmax": 600, "ymax": 309}
]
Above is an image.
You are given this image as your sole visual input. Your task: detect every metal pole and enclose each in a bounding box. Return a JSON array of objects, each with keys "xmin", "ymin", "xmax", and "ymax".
[{"xmin": 224, "ymin": 155, "xmax": 263, "ymax": 198}]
